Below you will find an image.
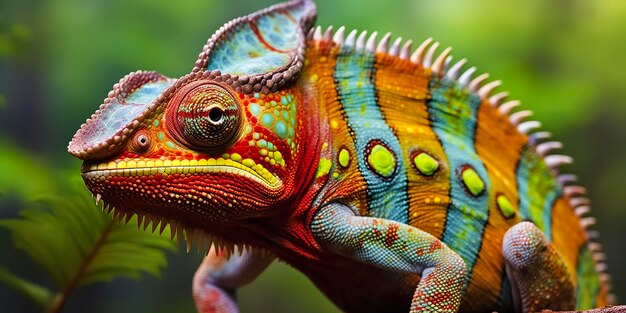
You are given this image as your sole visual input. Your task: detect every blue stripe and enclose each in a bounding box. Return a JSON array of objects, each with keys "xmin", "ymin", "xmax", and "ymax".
[
  {"xmin": 515, "ymin": 147, "xmax": 561, "ymax": 241},
  {"xmin": 428, "ymin": 75, "xmax": 490, "ymax": 274},
  {"xmin": 542, "ymin": 189, "xmax": 560, "ymax": 241},
  {"xmin": 333, "ymin": 47, "xmax": 409, "ymax": 223}
]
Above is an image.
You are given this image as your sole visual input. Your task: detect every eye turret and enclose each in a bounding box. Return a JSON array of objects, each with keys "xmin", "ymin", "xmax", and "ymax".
[{"xmin": 166, "ymin": 81, "xmax": 243, "ymax": 151}]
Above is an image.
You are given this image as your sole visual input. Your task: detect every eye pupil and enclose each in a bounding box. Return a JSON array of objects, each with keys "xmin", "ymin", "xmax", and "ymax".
[{"xmin": 208, "ymin": 107, "xmax": 223, "ymax": 123}]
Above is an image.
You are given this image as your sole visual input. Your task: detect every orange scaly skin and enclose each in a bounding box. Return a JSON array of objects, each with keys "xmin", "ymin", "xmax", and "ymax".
[{"xmin": 68, "ymin": 1, "xmax": 615, "ymax": 312}]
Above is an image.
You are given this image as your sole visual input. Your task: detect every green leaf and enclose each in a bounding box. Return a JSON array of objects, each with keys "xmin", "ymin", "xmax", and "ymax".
[
  {"xmin": 0, "ymin": 265, "xmax": 53, "ymax": 310},
  {"xmin": 0, "ymin": 182, "xmax": 177, "ymax": 311}
]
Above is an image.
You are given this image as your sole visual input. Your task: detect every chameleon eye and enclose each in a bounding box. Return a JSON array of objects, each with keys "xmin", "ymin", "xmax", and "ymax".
[
  {"xmin": 166, "ymin": 82, "xmax": 243, "ymax": 151},
  {"xmin": 131, "ymin": 131, "xmax": 152, "ymax": 153}
]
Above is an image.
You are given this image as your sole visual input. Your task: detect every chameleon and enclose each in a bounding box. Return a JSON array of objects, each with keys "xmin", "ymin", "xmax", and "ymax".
[{"xmin": 67, "ymin": 0, "xmax": 615, "ymax": 312}]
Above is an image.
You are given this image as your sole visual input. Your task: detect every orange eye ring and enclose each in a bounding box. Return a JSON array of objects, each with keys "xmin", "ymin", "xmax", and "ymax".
[{"xmin": 131, "ymin": 130, "xmax": 152, "ymax": 153}]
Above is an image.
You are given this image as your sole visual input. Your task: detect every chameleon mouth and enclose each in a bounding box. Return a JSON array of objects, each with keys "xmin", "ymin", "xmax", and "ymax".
[
  {"xmin": 92, "ymin": 193, "xmax": 258, "ymax": 257},
  {"xmin": 81, "ymin": 157, "xmax": 282, "ymax": 189}
]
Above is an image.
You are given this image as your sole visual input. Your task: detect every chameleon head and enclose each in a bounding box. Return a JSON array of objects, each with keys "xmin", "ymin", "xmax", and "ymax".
[
  {"xmin": 67, "ymin": 70, "xmax": 300, "ymax": 236},
  {"xmin": 67, "ymin": 0, "xmax": 316, "ymax": 244}
]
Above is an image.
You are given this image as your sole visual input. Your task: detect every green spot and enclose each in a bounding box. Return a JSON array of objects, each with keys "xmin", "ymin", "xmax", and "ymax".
[
  {"xmin": 338, "ymin": 149, "xmax": 350, "ymax": 168},
  {"xmin": 414, "ymin": 152, "xmax": 439, "ymax": 176},
  {"xmin": 222, "ymin": 153, "xmax": 229, "ymax": 159},
  {"xmin": 260, "ymin": 113, "xmax": 275, "ymax": 127},
  {"xmin": 153, "ymin": 119, "xmax": 160, "ymax": 127},
  {"xmin": 249, "ymin": 103, "xmax": 261, "ymax": 116},
  {"xmin": 165, "ymin": 141, "xmax": 176, "ymax": 149},
  {"xmin": 368, "ymin": 144, "xmax": 396, "ymax": 177},
  {"xmin": 230, "ymin": 153, "xmax": 242, "ymax": 162},
  {"xmin": 157, "ymin": 132, "xmax": 165, "ymax": 141},
  {"xmin": 281, "ymin": 96, "xmax": 289, "ymax": 105},
  {"xmin": 275, "ymin": 121, "xmax": 287, "ymax": 138},
  {"xmin": 253, "ymin": 132, "xmax": 260, "ymax": 140},
  {"xmin": 462, "ymin": 167, "xmax": 485, "ymax": 196},
  {"xmin": 332, "ymin": 172, "xmax": 339, "ymax": 179},
  {"xmin": 244, "ymin": 124, "xmax": 252, "ymax": 135},
  {"xmin": 254, "ymin": 93, "xmax": 260, "ymax": 99},
  {"xmin": 497, "ymin": 195, "xmax": 516, "ymax": 218},
  {"xmin": 282, "ymin": 110, "xmax": 289, "ymax": 120},
  {"xmin": 316, "ymin": 158, "xmax": 332, "ymax": 178},
  {"xmin": 257, "ymin": 139, "xmax": 267, "ymax": 148},
  {"xmin": 274, "ymin": 151, "xmax": 283, "ymax": 162}
]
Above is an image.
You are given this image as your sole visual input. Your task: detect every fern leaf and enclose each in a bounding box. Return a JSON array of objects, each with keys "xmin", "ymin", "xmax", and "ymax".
[
  {"xmin": 0, "ymin": 182, "xmax": 177, "ymax": 311},
  {"xmin": 0, "ymin": 265, "xmax": 53, "ymax": 310}
]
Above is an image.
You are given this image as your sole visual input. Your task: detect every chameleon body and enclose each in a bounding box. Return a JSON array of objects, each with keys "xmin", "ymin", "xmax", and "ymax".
[{"xmin": 68, "ymin": 1, "xmax": 613, "ymax": 312}]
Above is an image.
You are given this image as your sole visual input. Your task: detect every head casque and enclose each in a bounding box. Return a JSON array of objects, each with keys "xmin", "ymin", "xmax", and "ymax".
[{"xmin": 67, "ymin": 0, "xmax": 318, "ymax": 250}]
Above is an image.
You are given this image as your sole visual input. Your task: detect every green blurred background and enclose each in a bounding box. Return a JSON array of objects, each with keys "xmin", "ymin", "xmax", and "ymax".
[{"xmin": 1, "ymin": 0, "xmax": 625, "ymax": 312}]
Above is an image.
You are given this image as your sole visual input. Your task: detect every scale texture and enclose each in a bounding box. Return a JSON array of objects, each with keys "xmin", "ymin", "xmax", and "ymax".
[{"xmin": 68, "ymin": 1, "xmax": 614, "ymax": 312}]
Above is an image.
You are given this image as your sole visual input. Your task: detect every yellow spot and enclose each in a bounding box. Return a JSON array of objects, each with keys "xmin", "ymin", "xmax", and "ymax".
[
  {"xmin": 154, "ymin": 160, "xmax": 163, "ymax": 167},
  {"xmin": 367, "ymin": 144, "xmax": 396, "ymax": 177},
  {"xmin": 497, "ymin": 194, "xmax": 516, "ymax": 218},
  {"xmin": 434, "ymin": 197, "xmax": 441, "ymax": 204},
  {"xmin": 117, "ymin": 161, "xmax": 127, "ymax": 169},
  {"xmin": 462, "ymin": 167, "xmax": 485, "ymax": 196},
  {"xmin": 137, "ymin": 160, "xmax": 146, "ymax": 167},
  {"xmin": 322, "ymin": 142, "xmax": 328, "ymax": 150},
  {"xmin": 425, "ymin": 198, "xmax": 431, "ymax": 204},
  {"xmin": 242, "ymin": 158, "xmax": 255, "ymax": 167},
  {"xmin": 414, "ymin": 152, "xmax": 439, "ymax": 176},
  {"xmin": 412, "ymin": 212, "xmax": 418, "ymax": 218},
  {"xmin": 163, "ymin": 160, "xmax": 171, "ymax": 167},
  {"xmin": 330, "ymin": 120, "xmax": 339, "ymax": 129},
  {"xmin": 332, "ymin": 172, "xmax": 339, "ymax": 179},
  {"xmin": 172, "ymin": 159, "xmax": 181, "ymax": 166},
  {"xmin": 230, "ymin": 153, "xmax": 242, "ymax": 162},
  {"xmin": 146, "ymin": 160, "xmax": 155, "ymax": 168},
  {"xmin": 189, "ymin": 159, "xmax": 198, "ymax": 166},
  {"xmin": 338, "ymin": 148, "xmax": 350, "ymax": 168},
  {"xmin": 309, "ymin": 74, "xmax": 319, "ymax": 83},
  {"xmin": 198, "ymin": 159, "xmax": 207, "ymax": 166},
  {"xmin": 127, "ymin": 160, "xmax": 137, "ymax": 168},
  {"xmin": 107, "ymin": 161, "xmax": 116, "ymax": 169},
  {"xmin": 208, "ymin": 158, "xmax": 216, "ymax": 166},
  {"xmin": 316, "ymin": 158, "xmax": 332, "ymax": 178},
  {"xmin": 274, "ymin": 151, "xmax": 283, "ymax": 162}
]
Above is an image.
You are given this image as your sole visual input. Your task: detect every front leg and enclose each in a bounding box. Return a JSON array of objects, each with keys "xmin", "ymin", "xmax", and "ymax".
[
  {"xmin": 311, "ymin": 203, "xmax": 468, "ymax": 313},
  {"xmin": 193, "ymin": 247, "xmax": 275, "ymax": 313},
  {"xmin": 503, "ymin": 221, "xmax": 575, "ymax": 313}
]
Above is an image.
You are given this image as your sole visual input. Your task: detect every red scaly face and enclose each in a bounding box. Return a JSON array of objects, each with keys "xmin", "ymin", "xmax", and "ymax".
[{"xmin": 70, "ymin": 72, "xmax": 303, "ymax": 241}]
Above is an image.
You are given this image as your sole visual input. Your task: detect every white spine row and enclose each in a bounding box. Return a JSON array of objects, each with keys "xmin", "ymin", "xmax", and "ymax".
[{"xmin": 308, "ymin": 25, "xmax": 614, "ymax": 302}]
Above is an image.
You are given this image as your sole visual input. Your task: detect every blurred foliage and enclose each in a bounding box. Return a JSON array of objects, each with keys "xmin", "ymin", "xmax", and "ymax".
[
  {"xmin": 0, "ymin": 0, "xmax": 625, "ymax": 312},
  {"xmin": 0, "ymin": 178, "xmax": 177, "ymax": 312}
]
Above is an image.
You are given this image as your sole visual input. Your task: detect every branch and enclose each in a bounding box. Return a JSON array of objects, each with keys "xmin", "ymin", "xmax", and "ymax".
[{"xmin": 540, "ymin": 306, "xmax": 626, "ymax": 313}]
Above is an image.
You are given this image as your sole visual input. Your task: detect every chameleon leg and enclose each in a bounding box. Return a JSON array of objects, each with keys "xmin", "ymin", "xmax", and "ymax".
[
  {"xmin": 502, "ymin": 221, "xmax": 576, "ymax": 313},
  {"xmin": 311, "ymin": 203, "xmax": 468, "ymax": 313},
  {"xmin": 192, "ymin": 247, "xmax": 275, "ymax": 313}
]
